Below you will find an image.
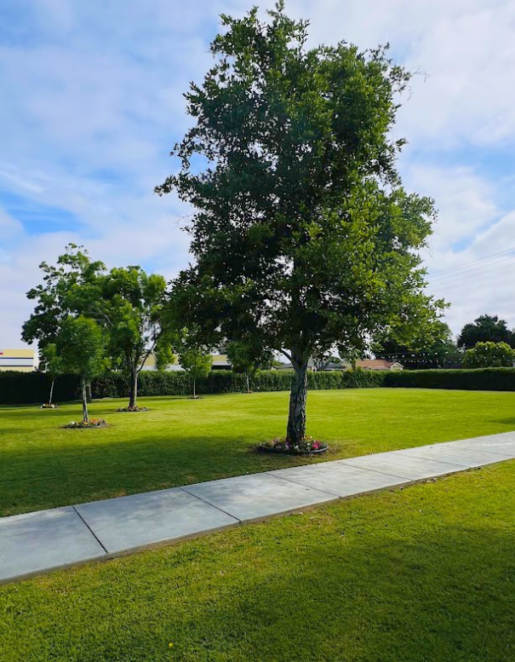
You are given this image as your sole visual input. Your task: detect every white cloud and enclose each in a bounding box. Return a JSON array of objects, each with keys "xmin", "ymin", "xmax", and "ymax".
[{"xmin": 1, "ymin": 0, "xmax": 515, "ymax": 345}]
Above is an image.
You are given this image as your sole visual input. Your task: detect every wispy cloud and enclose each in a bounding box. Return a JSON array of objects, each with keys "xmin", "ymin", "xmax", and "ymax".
[{"xmin": 1, "ymin": 0, "xmax": 515, "ymax": 346}]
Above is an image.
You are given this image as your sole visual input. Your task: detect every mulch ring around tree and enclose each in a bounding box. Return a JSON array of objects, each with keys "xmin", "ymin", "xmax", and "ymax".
[
  {"xmin": 116, "ymin": 406, "xmax": 150, "ymax": 412},
  {"xmin": 40, "ymin": 404, "xmax": 59, "ymax": 409},
  {"xmin": 61, "ymin": 419, "xmax": 109, "ymax": 429},
  {"xmin": 258, "ymin": 436, "xmax": 329, "ymax": 456}
]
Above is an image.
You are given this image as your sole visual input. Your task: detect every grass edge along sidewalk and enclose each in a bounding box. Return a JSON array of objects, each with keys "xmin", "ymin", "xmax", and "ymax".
[{"xmin": 2, "ymin": 430, "xmax": 515, "ymax": 585}]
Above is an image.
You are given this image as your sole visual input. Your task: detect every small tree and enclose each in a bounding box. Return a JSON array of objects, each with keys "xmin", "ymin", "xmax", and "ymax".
[
  {"xmin": 226, "ymin": 340, "xmax": 273, "ymax": 392},
  {"xmin": 39, "ymin": 344, "xmax": 63, "ymax": 406},
  {"xmin": 463, "ymin": 342, "xmax": 515, "ymax": 369},
  {"xmin": 100, "ymin": 266, "xmax": 167, "ymax": 410},
  {"xmin": 22, "ymin": 244, "xmax": 105, "ymax": 352},
  {"xmin": 174, "ymin": 329, "xmax": 213, "ymax": 398},
  {"xmin": 56, "ymin": 316, "xmax": 107, "ymax": 423}
]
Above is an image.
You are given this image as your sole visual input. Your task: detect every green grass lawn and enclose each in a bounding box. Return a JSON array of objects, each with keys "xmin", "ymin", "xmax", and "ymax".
[
  {"xmin": 1, "ymin": 461, "xmax": 515, "ymax": 661},
  {"xmin": 2, "ymin": 388, "xmax": 515, "ymax": 516}
]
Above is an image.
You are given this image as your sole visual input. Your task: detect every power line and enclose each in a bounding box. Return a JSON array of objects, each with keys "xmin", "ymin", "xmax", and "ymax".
[
  {"xmin": 429, "ymin": 247, "xmax": 515, "ymax": 277},
  {"xmin": 430, "ymin": 254, "xmax": 515, "ymax": 284},
  {"xmin": 431, "ymin": 263, "xmax": 515, "ymax": 293}
]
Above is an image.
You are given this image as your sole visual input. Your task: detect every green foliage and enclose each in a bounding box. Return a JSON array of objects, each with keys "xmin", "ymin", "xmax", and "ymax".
[
  {"xmin": 158, "ymin": 3, "xmax": 444, "ymax": 439},
  {"xmin": 0, "ymin": 371, "xmax": 80, "ymax": 405},
  {"xmin": 38, "ymin": 343, "xmax": 64, "ymax": 379},
  {"xmin": 99, "ymin": 266, "xmax": 168, "ymax": 407},
  {"xmin": 56, "ymin": 316, "xmax": 108, "ymax": 381},
  {"xmin": 173, "ymin": 328, "xmax": 213, "ymax": 396},
  {"xmin": 0, "ymin": 368, "xmax": 384, "ymax": 404},
  {"xmin": 384, "ymin": 367, "xmax": 515, "ymax": 391},
  {"xmin": 21, "ymin": 244, "xmax": 105, "ymax": 362},
  {"xmin": 457, "ymin": 314, "xmax": 514, "ymax": 349},
  {"xmin": 158, "ymin": 3, "xmax": 443, "ymax": 358},
  {"xmin": 100, "ymin": 266, "xmax": 167, "ymax": 371},
  {"xmin": 374, "ymin": 321, "xmax": 462, "ymax": 369},
  {"xmin": 463, "ymin": 342, "xmax": 515, "ymax": 369}
]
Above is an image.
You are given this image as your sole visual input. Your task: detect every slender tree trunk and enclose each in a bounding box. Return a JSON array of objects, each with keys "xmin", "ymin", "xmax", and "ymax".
[
  {"xmin": 286, "ymin": 360, "xmax": 308, "ymax": 445},
  {"xmin": 128, "ymin": 367, "xmax": 138, "ymax": 409},
  {"xmin": 81, "ymin": 376, "xmax": 89, "ymax": 423},
  {"xmin": 86, "ymin": 380, "xmax": 92, "ymax": 403},
  {"xmin": 49, "ymin": 378, "xmax": 55, "ymax": 406},
  {"xmin": 246, "ymin": 372, "xmax": 250, "ymax": 393},
  {"xmin": 193, "ymin": 377, "xmax": 196, "ymax": 399}
]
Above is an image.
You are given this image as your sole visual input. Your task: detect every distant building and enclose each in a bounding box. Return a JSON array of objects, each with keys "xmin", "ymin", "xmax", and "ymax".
[
  {"xmin": 0, "ymin": 349, "xmax": 35, "ymax": 372},
  {"xmin": 356, "ymin": 359, "xmax": 403, "ymax": 371},
  {"xmin": 140, "ymin": 353, "xmax": 231, "ymax": 371}
]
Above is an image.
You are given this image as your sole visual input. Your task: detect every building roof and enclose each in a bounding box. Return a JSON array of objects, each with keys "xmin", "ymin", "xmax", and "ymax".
[{"xmin": 356, "ymin": 359, "xmax": 403, "ymax": 371}]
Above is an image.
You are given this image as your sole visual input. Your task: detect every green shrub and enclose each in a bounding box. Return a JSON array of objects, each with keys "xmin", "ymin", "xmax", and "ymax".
[
  {"xmin": 0, "ymin": 371, "xmax": 80, "ymax": 405},
  {"xmin": 383, "ymin": 368, "xmax": 515, "ymax": 391},
  {"xmin": 0, "ymin": 368, "xmax": 385, "ymax": 405},
  {"xmin": 463, "ymin": 342, "xmax": 515, "ymax": 368}
]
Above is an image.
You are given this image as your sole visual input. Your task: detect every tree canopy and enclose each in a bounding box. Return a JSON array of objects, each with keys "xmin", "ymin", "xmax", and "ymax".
[
  {"xmin": 463, "ymin": 341, "xmax": 515, "ymax": 369},
  {"xmin": 374, "ymin": 321, "xmax": 461, "ymax": 369},
  {"xmin": 22, "ymin": 244, "xmax": 105, "ymax": 365},
  {"xmin": 158, "ymin": 3, "xmax": 444, "ymax": 443},
  {"xmin": 457, "ymin": 315, "xmax": 513, "ymax": 349},
  {"xmin": 100, "ymin": 266, "xmax": 168, "ymax": 409}
]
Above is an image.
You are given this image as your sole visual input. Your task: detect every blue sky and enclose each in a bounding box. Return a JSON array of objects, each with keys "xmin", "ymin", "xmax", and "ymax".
[{"xmin": 1, "ymin": 0, "xmax": 515, "ymax": 347}]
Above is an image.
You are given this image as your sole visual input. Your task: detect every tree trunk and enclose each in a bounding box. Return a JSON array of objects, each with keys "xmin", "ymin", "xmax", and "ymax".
[
  {"xmin": 286, "ymin": 361, "xmax": 308, "ymax": 445},
  {"xmin": 49, "ymin": 378, "xmax": 55, "ymax": 406},
  {"xmin": 193, "ymin": 377, "xmax": 196, "ymax": 399},
  {"xmin": 81, "ymin": 376, "xmax": 89, "ymax": 423},
  {"xmin": 246, "ymin": 372, "xmax": 250, "ymax": 393},
  {"xmin": 128, "ymin": 367, "xmax": 138, "ymax": 409},
  {"xmin": 86, "ymin": 380, "xmax": 92, "ymax": 403}
]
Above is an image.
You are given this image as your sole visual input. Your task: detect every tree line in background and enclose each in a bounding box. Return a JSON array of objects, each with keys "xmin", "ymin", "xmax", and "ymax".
[
  {"xmin": 22, "ymin": 245, "xmax": 275, "ymax": 421},
  {"xmin": 373, "ymin": 315, "xmax": 515, "ymax": 370},
  {"xmin": 20, "ymin": 4, "xmax": 514, "ymax": 443}
]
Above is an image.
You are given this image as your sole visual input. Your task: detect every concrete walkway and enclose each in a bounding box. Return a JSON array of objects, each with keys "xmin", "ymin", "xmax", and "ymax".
[{"xmin": 2, "ymin": 431, "xmax": 515, "ymax": 584}]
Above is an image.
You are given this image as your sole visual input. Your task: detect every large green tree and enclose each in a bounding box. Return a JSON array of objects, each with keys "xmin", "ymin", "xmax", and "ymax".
[
  {"xmin": 457, "ymin": 315, "xmax": 513, "ymax": 349},
  {"xmin": 157, "ymin": 3, "xmax": 444, "ymax": 443},
  {"xmin": 100, "ymin": 266, "xmax": 168, "ymax": 410}
]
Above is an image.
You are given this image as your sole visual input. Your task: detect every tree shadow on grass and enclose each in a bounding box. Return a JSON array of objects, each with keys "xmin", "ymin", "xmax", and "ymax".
[{"xmin": 0, "ymin": 432, "xmax": 305, "ymax": 515}]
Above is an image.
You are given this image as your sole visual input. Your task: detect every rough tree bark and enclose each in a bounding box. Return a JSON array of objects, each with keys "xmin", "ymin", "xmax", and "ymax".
[
  {"xmin": 81, "ymin": 376, "xmax": 90, "ymax": 423},
  {"xmin": 286, "ymin": 358, "xmax": 308, "ymax": 444}
]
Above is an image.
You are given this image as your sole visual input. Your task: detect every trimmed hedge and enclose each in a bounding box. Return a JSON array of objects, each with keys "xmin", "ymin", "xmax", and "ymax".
[
  {"xmin": 0, "ymin": 368, "xmax": 384, "ymax": 405},
  {"xmin": 4, "ymin": 367, "xmax": 515, "ymax": 405},
  {"xmin": 383, "ymin": 368, "xmax": 515, "ymax": 391},
  {"xmin": 0, "ymin": 371, "xmax": 81, "ymax": 406}
]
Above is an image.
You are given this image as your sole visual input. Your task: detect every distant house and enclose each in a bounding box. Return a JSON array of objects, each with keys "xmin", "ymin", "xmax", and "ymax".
[
  {"xmin": 0, "ymin": 349, "xmax": 35, "ymax": 372},
  {"xmin": 140, "ymin": 353, "xmax": 231, "ymax": 371},
  {"xmin": 275, "ymin": 358, "xmax": 405, "ymax": 372},
  {"xmin": 356, "ymin": 359, "xmax": 403, "ymax": 371}
]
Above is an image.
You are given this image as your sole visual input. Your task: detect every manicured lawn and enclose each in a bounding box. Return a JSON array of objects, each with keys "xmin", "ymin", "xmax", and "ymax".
[
  {"xmin": 2, "ymin": 388, "xmax": 515, "ymax": 516},
  {"xmin": 1, "ymin": 462, "xmax": 515, "ymax": 661}
]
